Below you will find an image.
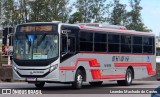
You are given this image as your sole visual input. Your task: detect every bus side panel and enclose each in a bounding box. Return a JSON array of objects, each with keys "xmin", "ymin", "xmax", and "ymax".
[
  {"xmin": 59, "ymin": 56, "xmax": 93, "ymax": 82},
  {"xmin": 76, "ymin": 61, "xmax": 93, "ymax": 82},
  {"xmin": 133, "ymin": 67, "xmax": 149, "ymax": 79},
  {"xmin": 59, "ymin": 53, "xmax": 156, "ymax": 82},
  {"xmin": 65, "ymin": 70, "xmax": 74, "ymax": 82}
]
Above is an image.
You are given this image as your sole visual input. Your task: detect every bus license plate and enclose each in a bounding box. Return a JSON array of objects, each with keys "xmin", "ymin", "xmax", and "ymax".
[{"xmin": 27, "ymin": 78, "xmax": 36, "ymax": 81}]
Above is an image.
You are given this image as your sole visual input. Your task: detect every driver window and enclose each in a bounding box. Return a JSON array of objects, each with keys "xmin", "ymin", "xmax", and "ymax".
[
  {"xmin": 61, "ymin": 35, "xmax": 67, "ymax": 54},
  {"xmin": 61, "ymin": 35, "xmax": 76, "ymax": 55},
  {"xmin": 68, "ymin": 37, "xmax": 75, "ymax": 52}
]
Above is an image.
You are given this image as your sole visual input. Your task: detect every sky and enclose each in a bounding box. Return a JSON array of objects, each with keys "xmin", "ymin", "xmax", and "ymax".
[
  {"xmin": 71, "ymin": 0, "xmax": 160, "ymax": 36},
  {"xmin": 120, "ymin": 0, "xmax": 160, "ymax": 36}
]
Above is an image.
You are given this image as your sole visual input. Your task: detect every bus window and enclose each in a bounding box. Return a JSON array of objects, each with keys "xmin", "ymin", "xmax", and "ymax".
[
  {"xmin": 61, "ymin": 35, "xmax": 67, "ymax": 54},
  {"xmin": 94, "ymin": 33, "xmax": 107, "ymax": 52},
  {"xmin": 80, "ymin": 42, "xmax": 93, "ymax": 51},
  {"xmin": 108, "ymin": 34, "xmax": 120, "ymax": 52},
  {"xmin": 143, "ymin": 37, "xmax": 153, "ymax": 53},
  {"xmin": 143, "ymin": 37, "xmax": 153, "ymax": 45},
  {"xmin": 80, "ymin": 31, "xmax": 93, "ymax": 51},
  {"xmin": 68, "ymin": 37, "xmax": 75, "ymax": 52},
  {"xmin": 132, "ymin": 36, "xmax": 142, "ymax": 53},
  {"xmin": 14, "ymin": 34, "xmax": 58, "ymax": 60},
  {"xmin": 121, "ymin": 35, "xmax": 131, "ymax": 53},
  {"xmin": 80, "ymin": 31, "xmax": 93, "ymax": 41}
]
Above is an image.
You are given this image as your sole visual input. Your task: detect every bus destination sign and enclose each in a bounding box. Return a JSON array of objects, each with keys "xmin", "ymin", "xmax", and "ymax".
[{"xmin": 20, "ymin": 25, "xmax": 53, "ymax": 32}]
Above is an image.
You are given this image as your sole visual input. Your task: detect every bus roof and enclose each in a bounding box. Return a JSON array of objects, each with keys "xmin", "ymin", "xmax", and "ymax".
[
  {"xmin": 15, "ymin": 22, "xmax": 155, "ymax": 37},
  {"xmin": 79, "ymin": 25, "xmax": 155, "ymax": 37}
]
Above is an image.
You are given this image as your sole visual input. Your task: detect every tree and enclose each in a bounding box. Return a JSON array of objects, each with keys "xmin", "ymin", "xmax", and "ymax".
[
  {"xmin": 74, "ymin": 0, "xmax": 93, "ymax": 22},
  {"xmin": 69, "ymin": 12, "xmax": 83, "ymax": 24},
  {"xmin": 126, "ymin": 0, "xmax": 151, "ymax": 32},
  {"xmin": 104, "ymin": 1, "xmax": 113, "ymax": 23},
  {"xmin": 27, "ymin": 0, "xmax": 48, "ymax": 22},
  {"xmin": 2, "ymin": 0, "xmax": 15, "ymax": 26},
  {"xmin": 18, "ymin": 0, "xmax": 29, "ymax": 23},
  {"xmin": 0, "ymin": 0, "xmax": 24, "ymax": 26},
  {"xmin": 109, "ymin": 0, "xmax": 127, "ymax": 25},
  {"xmin": 90, "ymin": 0, "xmax": 108, "ymax": 22},
  {"xmin": 27, "ymin": 0, "xmax": 71, "ymax": 22},
  {"xmin": 74, "ymin": 0, "xmax": 110, "ymax": 23}
]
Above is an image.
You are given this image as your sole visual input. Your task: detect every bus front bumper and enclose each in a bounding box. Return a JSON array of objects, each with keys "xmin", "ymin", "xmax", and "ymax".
[{"xmin": 12, "ymin": 67, "xmax": 60, "ymax": 82}]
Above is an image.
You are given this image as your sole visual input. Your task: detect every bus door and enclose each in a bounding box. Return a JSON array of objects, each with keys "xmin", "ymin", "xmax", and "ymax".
[
  {"xmin": 61, "ymin": 34, "xmax": 76, "ymax": 57},
  {"xmin": 68, "ymin": 36, "xmax": 76, "ymax": 53}
]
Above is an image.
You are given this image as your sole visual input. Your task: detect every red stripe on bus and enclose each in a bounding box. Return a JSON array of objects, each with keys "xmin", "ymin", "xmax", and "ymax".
[
  {"xmin": 114, "ymin": 62, "xmax": 156, "ymax": 75},
  {"xmin": 60, "ymin": 58, "xmax": 125, "ymax": 80},
  {"xmin": 59, "ymin": 66, "xmax": 76, "ymax": 70},
  {"xmin": 90, "ymin": 69, "xmax": 125, "ymax": 79},
  {"xmin": 59, "ymin": 58, "xmax": 100, "ymax": 70},
  {"xmin": 101, "ymin": 74, "xmax": 125, "ymax": 79}
]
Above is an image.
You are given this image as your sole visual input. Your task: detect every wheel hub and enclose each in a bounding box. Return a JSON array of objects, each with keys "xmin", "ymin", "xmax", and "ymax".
[
  {"xmin": 127, "ymin": 72, "xmax": 132, "ymax": 83},
  {"xmin": 77, "ymin": 74, "xmax": 82, "ymax": 86}
]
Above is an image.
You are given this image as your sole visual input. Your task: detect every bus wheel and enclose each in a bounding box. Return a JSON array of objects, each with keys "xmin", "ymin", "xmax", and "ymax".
[
  {"xmin": 117, "ymin": 68, "xmax": 133, "ymax": 86},
  {"xmin": 72, "ymin": 69, "xmax": 83, "ymax": 89},
  {"xmin": 35, "ymin": 82, "xmax": 45, "ymax": 88},
  {"xmin": 89, "ymin": 81, "xmax": 103, "ymax": 87}
]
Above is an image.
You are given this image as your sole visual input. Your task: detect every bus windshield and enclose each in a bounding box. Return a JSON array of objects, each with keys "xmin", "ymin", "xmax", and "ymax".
[{"xmin": 13, "ymin": 34, "xmax": 58, "ymax": 60}]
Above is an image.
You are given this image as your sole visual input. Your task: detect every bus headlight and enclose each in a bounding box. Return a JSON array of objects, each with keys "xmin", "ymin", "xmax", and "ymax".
[
  {"xmin": 14, "ymin": 66, "xmax": 17, "ymax": 71},
  {"xmin": 50, "ymin": 64, "xmax": 58, "ymax": 72}
]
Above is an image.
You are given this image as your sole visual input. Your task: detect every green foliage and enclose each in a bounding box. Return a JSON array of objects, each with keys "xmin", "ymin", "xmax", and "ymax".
[
  {"xmin": 27, "ymin": 0, "xmax": 71, "ymax": 22},
  {"xmin": 109, "ymin": 0, "xmax": 127, "ymax": 25},
  {"xmin": 74, "ymin": 0, "xmax": 108, "ymax": 23},
  {"xmin": 125, "ymin": 0, "xmax": 152, "ymax": 32},
  {"xmin": 28, "ymin": 0, "xmax": 49, "ymax": 22},
  {"xmin": 74, "ymin": 0, "xmax": 93, "ymax": 22},
  {"xmin": 1, "ymin": 0, "xmax": 15, "ymax": 26},
  {"xmin": 69, "ymin": 12, "xmax": 83, "ymax": 24},
  {"xmin": 90, "ymin": 0, "xmax": 108, "ymax": 22},
  {"xmin": 0, "ymin": 0, "xmax": 152, "ymax": 32},
  {"xmin": 0, "ymin": 0, "xmax": 71, "ymax": 25}
]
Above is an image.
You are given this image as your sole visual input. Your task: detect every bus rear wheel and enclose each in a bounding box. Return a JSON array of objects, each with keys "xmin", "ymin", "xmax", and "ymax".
[
  {"xmin": 35, "ymin": 82, "xmax": 45, "ymax": 88},
  {"xmin": 89, "ymin": 81, "xmax": 103, "ymax": 87},
  {"xmin": 72, "ymin": 69, "xmax": 83, "ymax": 89},
  {"xmin": 117, "ymin": 68, "xmax": 133, "ymax": 86}
]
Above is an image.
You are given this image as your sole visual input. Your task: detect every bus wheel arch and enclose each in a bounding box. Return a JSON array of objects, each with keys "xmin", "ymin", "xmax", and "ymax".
[
  {"xmin": 76, "ymin": 66, "xmax": 86, "ymax": 81},
  {"xmin": 72, "ymin": 66, "xmax": 86, "ymax": 89},
  {"xmin": 117, "ymin": 66, "xmax": 134, "ymax": 86},
  {"xmin": 128, "ymin": 66, "xmax": 134, "ymax": 79}
]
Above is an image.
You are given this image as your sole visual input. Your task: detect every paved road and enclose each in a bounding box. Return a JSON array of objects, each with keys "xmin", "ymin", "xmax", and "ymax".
[{"xmin": 0, "ymin": 81, "xmax": 160, "ymax": 97}]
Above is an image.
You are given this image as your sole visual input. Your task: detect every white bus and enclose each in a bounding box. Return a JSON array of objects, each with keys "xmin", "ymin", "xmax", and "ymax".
[{"xmin": 12, "ymin": 22, "xmax": 156, "ymax": 89}]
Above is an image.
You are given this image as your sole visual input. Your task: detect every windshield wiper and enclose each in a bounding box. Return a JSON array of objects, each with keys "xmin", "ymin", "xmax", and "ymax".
[{"xmin": 37, "ymin": 33, "xmax": 46, "ymax": 46}]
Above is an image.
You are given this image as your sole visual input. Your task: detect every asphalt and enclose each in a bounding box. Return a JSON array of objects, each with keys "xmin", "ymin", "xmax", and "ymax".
[{"xmin": 0, "ymin": 81, "xmax": 160, "ymax": 97}]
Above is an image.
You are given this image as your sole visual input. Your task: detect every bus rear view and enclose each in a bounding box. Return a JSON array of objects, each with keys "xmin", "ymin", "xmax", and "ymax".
[{"xmin": 13, "ymin": 23, "xmax": 59, "ymax": 88}]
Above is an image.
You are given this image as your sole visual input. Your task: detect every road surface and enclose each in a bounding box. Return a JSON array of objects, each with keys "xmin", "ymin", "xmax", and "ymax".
[{"xmin": 0, "ymin": 81, "xmax": 160, "ymax": 97}]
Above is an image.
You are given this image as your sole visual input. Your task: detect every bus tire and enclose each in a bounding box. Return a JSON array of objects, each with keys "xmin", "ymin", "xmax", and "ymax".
[
  {"xmin": 89, "ymin": 81, "xmax": 103, "ymax": 87},
  {"xmin": 72, "ymin": 69, "xmax": 83, "ymax": 89},
  {"xmin": 35, "ymin": 82, "xmax": 45, "ymax": 88},
  {"xmin": 117, "ymin": 68, "xmax": 133, "ymax": 86}
]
